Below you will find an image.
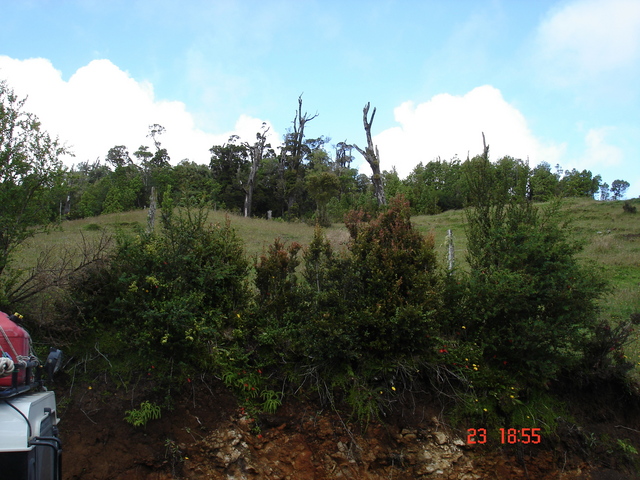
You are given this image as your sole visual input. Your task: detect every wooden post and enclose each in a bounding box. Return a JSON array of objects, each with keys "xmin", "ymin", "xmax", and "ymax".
[{"xmin": 447, "ymin": 229, "xmax": 455, "ymax": 273}]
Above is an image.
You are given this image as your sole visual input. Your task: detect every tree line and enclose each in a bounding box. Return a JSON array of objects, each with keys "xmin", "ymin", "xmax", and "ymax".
[
  {"xmin": 0, "ymin": 84, "xmax": 626, "ymax": 229},
  {"xmin": 0, "ymin": 78, "xmax": 633, "ymax": 286}
]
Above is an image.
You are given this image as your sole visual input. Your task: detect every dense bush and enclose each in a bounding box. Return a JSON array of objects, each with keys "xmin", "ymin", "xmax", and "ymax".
[
  {"xmin": 252, "ymin": 196, "xmax": 442, "ymax": 420},
  {"xmin": 67, "ymin": 190, "xmax": 621, "ymax": 428},
  {"xmin": 430, "ymin": 157, "xmax": 611, "ymax": 425},
  {"xmin": 623, "ymin": 201, "xmax": 637, "ymax": 214},
  {"xmin": 460, "ymin": 199, "xmax": 606, "ymax": 385},
  {"xmin": 71, "ymin": 200, "xmax": 251, "ymax": 375}
]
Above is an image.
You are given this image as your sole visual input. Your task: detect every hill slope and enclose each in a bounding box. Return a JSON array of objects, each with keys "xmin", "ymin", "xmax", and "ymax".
[{"xmin": 13, "ymin": 198, "xmax": 640, "ymax": 479}]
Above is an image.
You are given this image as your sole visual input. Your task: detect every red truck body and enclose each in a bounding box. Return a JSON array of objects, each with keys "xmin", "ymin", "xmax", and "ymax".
[{"xmin": 0, "ymin": 311, "xmax": 31, "ymax": 387}]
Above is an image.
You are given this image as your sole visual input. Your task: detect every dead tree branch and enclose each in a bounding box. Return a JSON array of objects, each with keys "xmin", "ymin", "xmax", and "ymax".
[{"xmin": 353, "ymin": 102, "xmax": 386, "ymax": 205}]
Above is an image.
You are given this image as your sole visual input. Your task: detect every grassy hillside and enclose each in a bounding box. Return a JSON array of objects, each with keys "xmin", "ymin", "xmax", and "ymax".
[{"xmin": 16, "ymin": 197, "xmax": 640, "ymax": 375}]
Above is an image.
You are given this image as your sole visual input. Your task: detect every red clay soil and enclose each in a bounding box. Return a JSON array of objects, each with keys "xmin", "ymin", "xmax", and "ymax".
[{"xmin": 55, "ymin": 376, "xmax": 639, "ymax": 480}]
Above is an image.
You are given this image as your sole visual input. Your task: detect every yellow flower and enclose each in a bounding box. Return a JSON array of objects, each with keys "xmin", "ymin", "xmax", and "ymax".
[
  {"xmin": 391, "ymin": 386, "xmax": 396, "ymax": 391},
  {"xmin": 462, "ymin": 326, "xmax": 466, "ymax": 329},
  {"xmin": 483, "ymin": 408, "xmax": 487, "ymax": 412}
]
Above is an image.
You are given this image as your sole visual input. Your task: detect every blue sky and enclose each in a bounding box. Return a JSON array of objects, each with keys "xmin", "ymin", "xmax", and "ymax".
[{"xmin": 1, "ymin": 0, "xmax": 639, "ymax": 197}]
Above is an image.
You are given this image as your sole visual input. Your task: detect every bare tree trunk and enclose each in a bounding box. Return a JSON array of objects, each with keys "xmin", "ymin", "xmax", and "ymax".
[
  {"xmin": 244, "ymin": 124, "xmax": 270, "ymax": 218},
  {"xmin": 243, "ymin": 171, "xmax": 254, "ymax": 217},
  {"xmin": 447, "ymin": 229, "xmax": 455, "ymax": 273},
  {"xmin": 482, "ymin": 131, "xmax": 489, "ymax": 160},
  {"xmin": 354, "ymin": 102, "xmax": 386, "ymax": 206},
  {"xmin": 147, "ymin": 186, "xmax": 157, "ymax": 233}
]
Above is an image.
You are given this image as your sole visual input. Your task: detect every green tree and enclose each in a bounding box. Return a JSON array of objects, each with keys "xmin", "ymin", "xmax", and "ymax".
[
  {"xmin": 529, "ymin": 162, "xmax": 559, "ymax": 202},
  {"xmin": 64, "ymin": 160, "xmax": 112, "ymax": 218},
  {"xmin": 0, "ymin": 80, "xmax": 67, "ymax": 288},
  {"xmin": 102, "ymin": 162, "xmax": 144, "ymax": 213},
  {"xmin": 404, "ymin": 158, "xmax": 466, "ymax": 214},
  {"xmin": 610, "ymin": 179, "xmax": 630, "ymax": 200},
  {"xmin": 462, "ymin": 156, "xmax": 606, "ymax": 384},
  {"xmin": 210, "ymin": 135, "xmax": 249, "ymax": 212},
  {"xmin": 105, "ymin": 145, "xmax": 132, "ymax": 169},
  {"xmin": 172, "ymin": 160, "xmax": 218, "ymax": 205},
  {"xmin": 559, "ymin": 168, "xmax": 601, "ymax": 198},
  {"xmin": 306, "ymin": 170, "xmax": 341, "ymax": 226}
]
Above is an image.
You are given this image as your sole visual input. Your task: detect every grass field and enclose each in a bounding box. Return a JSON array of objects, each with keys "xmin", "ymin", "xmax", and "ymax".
[{"xmin": 15, "ymin": 197, "xmax": 640, "ymax": 375}]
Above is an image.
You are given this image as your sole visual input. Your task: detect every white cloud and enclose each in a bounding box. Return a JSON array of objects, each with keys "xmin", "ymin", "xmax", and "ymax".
[
  {"xmin": 371, "ymin": 85, "xmax": 563, "ymax": 178},
  {"xmin": 567, "ymin": 127, "xmax": 624, "ymax": 173},
  {"xmin": 535, "ymin": 0, "xmax": 640, "ymax": 84},
  {"xmin": 0, "ymin": 56, "xmax": 277, "ymax": 166}
]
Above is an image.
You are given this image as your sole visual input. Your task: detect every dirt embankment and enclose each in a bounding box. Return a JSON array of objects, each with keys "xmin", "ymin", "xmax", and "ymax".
[{"xmin": 57, "ymin": 378, "xmax": 639, "ymax": 480}]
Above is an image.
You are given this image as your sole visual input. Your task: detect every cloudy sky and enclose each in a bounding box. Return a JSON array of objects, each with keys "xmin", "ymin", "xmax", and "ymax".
[{"xmin": 1, "ymin": 0, "xmax": 639, "ymax": 197}]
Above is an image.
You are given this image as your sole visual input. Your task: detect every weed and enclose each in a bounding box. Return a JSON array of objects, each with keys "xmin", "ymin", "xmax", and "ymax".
[
  {"xmin": 124, "ymin": 400, "xmax": 161, "ymax": 427},
  {"xmin": 164, "ymin": 438, "xmax": 184, "ymax": 476},
  {"xmin": 261, "ymin": 389, "xmax": 282, "ymax": 414},
  {"xmin": 617, "ymin": 438, "xmax": 638, "ymax": 456}
]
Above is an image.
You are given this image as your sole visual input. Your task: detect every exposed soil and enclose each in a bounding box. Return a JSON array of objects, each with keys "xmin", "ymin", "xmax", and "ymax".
[{"xmin": 54, "ymin": 374, "xmax": 640, "ymax": 480}]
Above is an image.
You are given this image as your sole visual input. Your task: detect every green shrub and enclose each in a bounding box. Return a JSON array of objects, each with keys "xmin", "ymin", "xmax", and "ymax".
[
  {"xmin": 254, "ymin": 238, "xmax": 302, "ymax": 320},
  {"xmin": 71, "ymin": 200, "xmax": 251, "ymax": 377},
  {"xmin": 255, "ymin": 196, "xmax": 443, "ymax": 421},
  {"xmin": 623, "ymin": 201, "xmax": 637, "ymax": 214},
  {"xmin": 124, "ymin": 400, "xmax": 161, "ymax": 427},
  {"xmin": 458, "ymin": 156, "xmax": 607, "ymax": 389}
]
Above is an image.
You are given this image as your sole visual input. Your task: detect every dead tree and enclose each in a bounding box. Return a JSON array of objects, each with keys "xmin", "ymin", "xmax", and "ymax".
[
  {"xmin": 482, "ymin": 131, "xmax": 489, "ymax": 160},
  {"xmin": 279, "ymin": 95, "xmax": 318, "ymax": 214},
  {"xmin": 354, "ymin": 102, "xmax": 386, "ymax": 206},
  {"xmin": 244, "ymin": 124, "xmax": 270, "ymax": 218}
]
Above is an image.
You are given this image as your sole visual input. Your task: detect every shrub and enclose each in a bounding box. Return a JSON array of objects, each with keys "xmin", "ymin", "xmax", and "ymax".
[
  {"xmin": 581, "ymin": 313, "xmax": 640, "ymax": 379},
  {"xmin": 71, "ymin": 200, "xmax": 251, "ymax": 376},
  {"xmin": 254, "ymin": 238, "xmax": 302, "ymax": 320},
  {"xmin": 623, "ymin": 201, "xmax": 637, "ymax": 214},
  {"xmin": 256, "ymin": 196, "xmax": 442, "ymax": 421},
  {"xmin": 459, "ymin": 197, "xmax": 607, "ymax": 386}
]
